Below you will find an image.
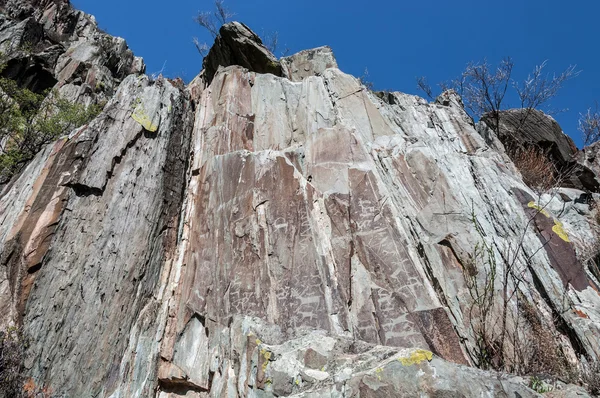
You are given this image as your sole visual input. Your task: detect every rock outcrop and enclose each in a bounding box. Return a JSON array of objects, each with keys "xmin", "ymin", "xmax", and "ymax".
[
  {"xmin": 0, "ymin": 0, "xmax": 144, "ymax": 107},
  {"xmin": 1, "ymin": 1, "xmax": 600, "ymax": 397},
  {"xmin": 480, "ymin": 109, "xmax": 600, "ymax": 192},
  {"xmin": 202, "ymin": 21, "xmax": 282, "ymax": 84}
]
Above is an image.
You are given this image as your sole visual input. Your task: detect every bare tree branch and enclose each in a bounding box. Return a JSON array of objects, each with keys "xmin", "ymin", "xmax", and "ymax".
[
  {"xmin": 214, "ymin": 0, "xmax": 235, "ymax": 25},
  {"xmin": 193, "ymin": 37, "xmax": 210, "ymax": 58},
  {"xmin": 195, "ymin": 0, "xmax": 235, "ymax": 40},
  {"xmin": 579, "ymin": 102, "xmax": 600, "ymax": 146},
  {"xmin": 514, "ymin": 61, "xmax": 580, "ymax": 111},
  {"xmin": 416, "ymin": 76, "xmax": 434, "ymax": 100},
  {"xmin": 262, "ymin": 31, "xmax": 279, "ymax": 54}
]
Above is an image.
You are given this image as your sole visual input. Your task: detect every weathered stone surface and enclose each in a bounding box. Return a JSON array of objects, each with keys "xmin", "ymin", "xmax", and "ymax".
[
  {"xmin": 202, "ymin": 21, "xmax": 282, "ymax": 84},
  {"xmin": 0, "ymin": 73, "xmax": 193, "ymax": 396},
  {"xmin": 281, "ymin": 46, "xmax": 337, "ymax": 82},
  {"xmin": 1, "ymin": 3, "xmax": 600, "ymax": 397},
  {"xmin": 575, "ymin": 141, "xmax": 600, "ymax": 191}
]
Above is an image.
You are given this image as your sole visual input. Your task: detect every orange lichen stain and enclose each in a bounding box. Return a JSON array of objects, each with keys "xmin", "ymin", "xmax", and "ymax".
[{"xmin": 574, "ymin": 309, "xmax": 590, "ymax": 319}]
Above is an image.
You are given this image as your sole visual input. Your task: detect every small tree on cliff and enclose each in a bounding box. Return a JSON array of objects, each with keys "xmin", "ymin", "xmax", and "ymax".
[
  {"xmin": 579, "ymin": 103, "xmax": 600, "ymax": 146},
  {"xmin": 416, "ymin": 58, "xmax": 578, "ymax": 131},
  {"xmin": 417, "ymin": 59, "xmax": 578, "ymax": 191},
  {"xmin": 193, "ymin": 0, "xmax": 234, "ymax": 57},
  {"xmin": 192, "ymin": 1, "xmax": 282, "ymax": 57}
]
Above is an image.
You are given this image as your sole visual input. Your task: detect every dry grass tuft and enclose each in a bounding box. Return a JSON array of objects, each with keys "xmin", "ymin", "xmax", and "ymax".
[{"xmin": 511, "ymin": 146, "xmax": 557, "ymax": 191}]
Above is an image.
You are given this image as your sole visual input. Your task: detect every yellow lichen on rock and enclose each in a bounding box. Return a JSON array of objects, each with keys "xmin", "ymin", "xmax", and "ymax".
[
  {"xmin": 132, "ymin": 104, "xmax": 158, "ymax": 132},
  {"xmin": 527, "ymin": 202, "xmax": 570, "ymax": 242},
  {"xmin": 527, "ymin": 202, "xmax": 550, "ymax": 218},
  {"xmin": 552, "ymin": 220, "xmax": 570, "ymax": 242},
  {"xmin": 260, "ymin": 348, "xmax": 272, "ymax": 371},
  {"xmin": 398, "ymin": 349, "xmax": 433, "ymax": 366}
]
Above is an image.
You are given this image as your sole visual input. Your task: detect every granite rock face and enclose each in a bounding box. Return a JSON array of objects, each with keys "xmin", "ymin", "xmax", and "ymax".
[{"xmin": 1, "ymin": 2, "xmax": 600, "ymax": 397}]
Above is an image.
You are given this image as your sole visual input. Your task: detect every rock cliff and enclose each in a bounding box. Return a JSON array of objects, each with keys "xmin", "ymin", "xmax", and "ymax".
[{"xmin": 1, "ymin": 1, "xmax": 600, "ymax": 397}]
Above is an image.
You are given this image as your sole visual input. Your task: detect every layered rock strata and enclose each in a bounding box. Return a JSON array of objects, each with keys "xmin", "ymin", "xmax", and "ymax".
[{"xmin": 0, "ymin": 3, "xmax": 600, "ymax": 397}]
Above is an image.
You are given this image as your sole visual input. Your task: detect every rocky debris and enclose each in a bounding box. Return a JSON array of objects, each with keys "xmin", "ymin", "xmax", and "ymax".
[
  {"xmin": 202, "ymin": 21, "xmax": 282, "ymax": 84},
  {"xmin": 281, "ymin": 46, "xmax": 337, "ymax": 82},
  {"xmin": 1, "ymin": 3, "xmax": 600, "ymax": 397}
]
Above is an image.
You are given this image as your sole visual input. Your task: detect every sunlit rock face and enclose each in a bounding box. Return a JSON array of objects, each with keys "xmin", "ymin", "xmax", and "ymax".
[{"xmin": 1, "ymin": 1, "xmax": 600, "ymax": 397}]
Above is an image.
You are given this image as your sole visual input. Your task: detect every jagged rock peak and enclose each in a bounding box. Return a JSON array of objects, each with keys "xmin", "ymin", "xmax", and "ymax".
[
  {"xmin": 0, "ymin": 0, "xmax": 144, "ymax": 105},
  {"xmin": 202, "ymin": 21, "xmax": 283, "ymax": 84}
]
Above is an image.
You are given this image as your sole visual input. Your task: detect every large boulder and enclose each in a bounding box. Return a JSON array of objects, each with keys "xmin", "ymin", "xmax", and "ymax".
[
  {"xmin": 575, "ymin": 141, "xmax": 600, "ymax": 191},
  {"xmin": 481, "ymin": 108, "xmax": 600, "ymax": 192},
  {"xmin": 481, "ymin": 108, "xmax": 577, "ymax": 167},
  {"xmin": 202, "ymin": 21, "xmax": 282, "ymax": 84}
]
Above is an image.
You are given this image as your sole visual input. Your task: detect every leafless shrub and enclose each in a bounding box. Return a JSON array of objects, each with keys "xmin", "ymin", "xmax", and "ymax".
[
  {"xmin": 510, "ymin": 146, "xmax": 557, "ymax": 192},
  {"xmin": 193, "ymin": 37, "xmax": 210, "ymax": 58},
  {"xmin": 416, "ymin": 76, "xmax": 434, "ymax": 100},
  {"xmin": 416, "ymin": 58, "xmax": 578, "ymax": 134},
  {"xmin": 359, "ymin": 67, "xmax": 374, "ymax": 91},
  {"xmin": 579, "ymin": 103, "xmax": 600, "ymax": 146},
  {"xmin": 194, "ymin": 0, "xmax": 235, "ymax": 57},
  {"xmin": 515, "ymin": 61, "xmax": 579, "ymax": 111},
  {"xmin": 516, "ymin": 299, "xmax": 573, "ymax": 378},
  {"xmin": 464, "ymin": 201, "xmax": 575, "ymax": 378},
  {"xmin": 195, "ymin": 0, "xmax": 234, "ymax": 38},
  {"xmin": 262, "ymin": 30, "xmax": 278, "ymax": 54},
  {"xmin": 459, "ymin": 58, "xmax": 514, "ymax": 125}
]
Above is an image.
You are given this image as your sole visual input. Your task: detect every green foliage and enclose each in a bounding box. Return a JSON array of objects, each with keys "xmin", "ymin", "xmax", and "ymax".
[
  {"xmin": 529, "ymin": 376, "xmax": 552, "ymax": 393},
  {"xmin": 0, "ymin": 72, "xmax": 103, "ymax": 184}
]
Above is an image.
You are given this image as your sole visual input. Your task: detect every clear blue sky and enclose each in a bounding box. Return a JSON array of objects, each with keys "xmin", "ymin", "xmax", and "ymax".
[{"xmin": 71, "ymin": 0, "xmax": 600, "ymax": 148}]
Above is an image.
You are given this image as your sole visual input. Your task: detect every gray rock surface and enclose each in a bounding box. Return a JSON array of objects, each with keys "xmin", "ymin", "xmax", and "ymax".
[
  {"xmin": 0, "ymin": 2, "xmax": 600, "ymax": 397},
  {"xmin": 281, "ymin": 46, "xmax": 337, "ymax": 82}
]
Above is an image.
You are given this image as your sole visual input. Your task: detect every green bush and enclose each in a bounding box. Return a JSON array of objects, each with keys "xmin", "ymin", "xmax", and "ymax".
[{"xmin": 0, "ymin": 72, "xmax": 103, "ymax": 184}]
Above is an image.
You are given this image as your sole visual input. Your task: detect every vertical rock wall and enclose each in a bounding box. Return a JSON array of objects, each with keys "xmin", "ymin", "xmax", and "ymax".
[{"xmin": 0, "ymin": 3, "xmax": 599, "ymax": 397}]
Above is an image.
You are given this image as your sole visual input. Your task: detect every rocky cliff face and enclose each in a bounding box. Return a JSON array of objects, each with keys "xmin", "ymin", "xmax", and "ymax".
[{"xmin": 1, "ymin": 1, "xmax": 600, "ymax": 397}]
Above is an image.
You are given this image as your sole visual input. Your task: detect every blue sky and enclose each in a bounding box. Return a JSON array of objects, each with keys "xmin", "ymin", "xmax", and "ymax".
[{"xmin": 72, "ymin": 0, "xmax": 599, "ymax": 148}]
